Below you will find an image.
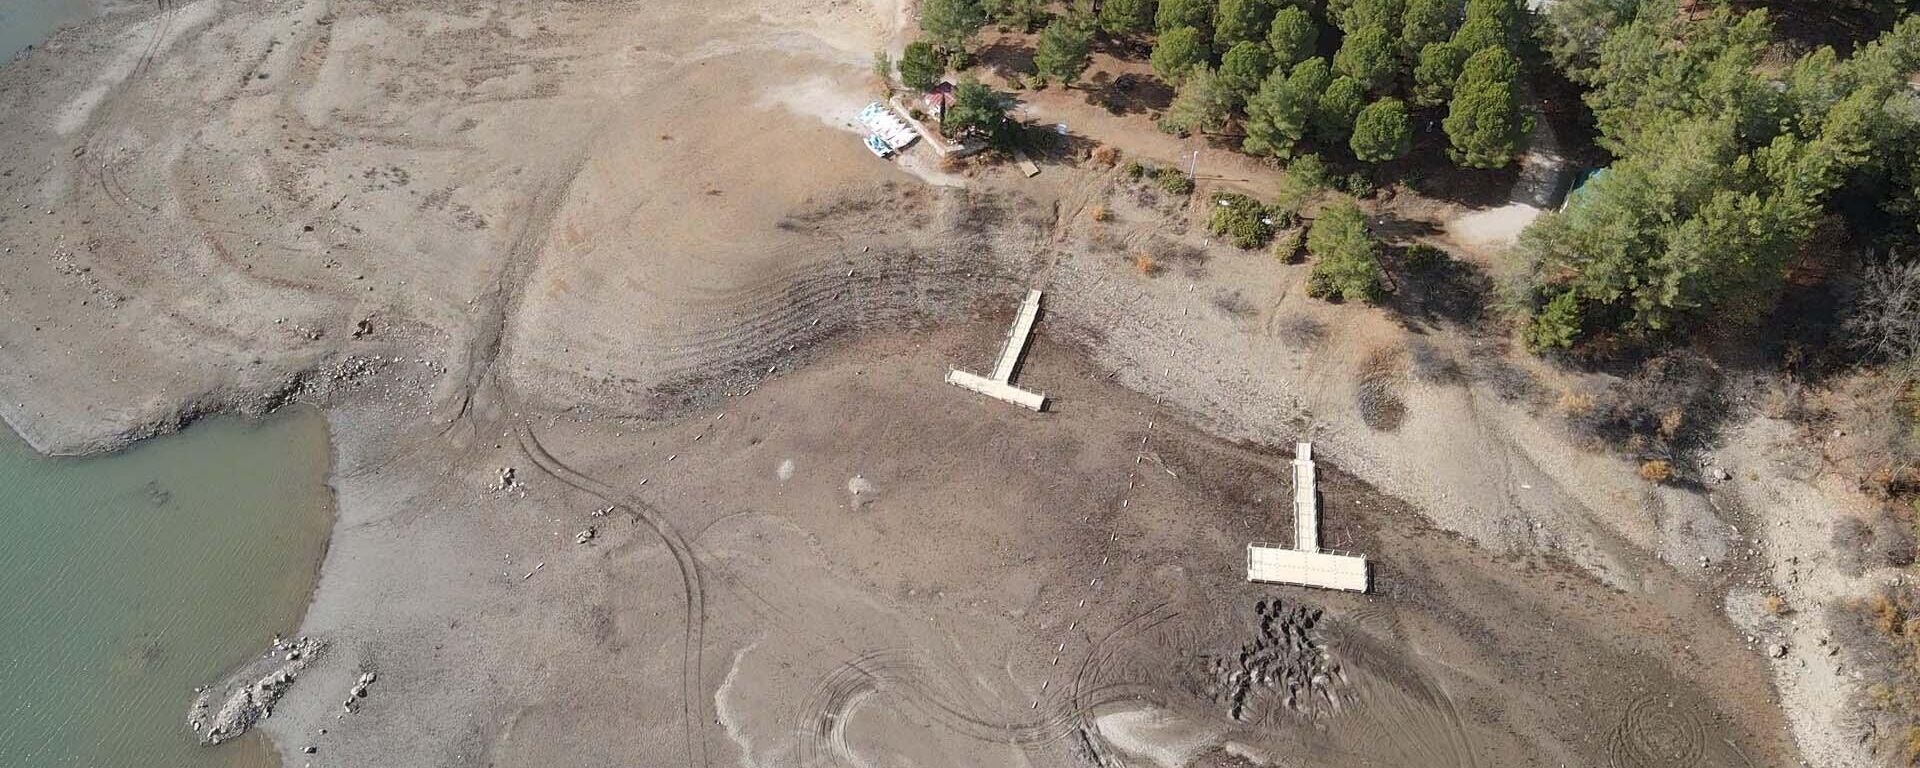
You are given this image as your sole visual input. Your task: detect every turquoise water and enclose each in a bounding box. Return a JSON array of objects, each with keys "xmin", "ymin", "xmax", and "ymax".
[
  {"xmin": 1, "ymin": 0, "xmax": 99, "ymax": 60},
  {"xmin": 0, "ymin": 411, "xmax": 335, "ymax": 768}
]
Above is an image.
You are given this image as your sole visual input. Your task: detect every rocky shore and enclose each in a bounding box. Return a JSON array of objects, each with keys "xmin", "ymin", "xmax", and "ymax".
[{"xmin": 188, "ymin": 636, "xmax": 324, "ymax": 746}]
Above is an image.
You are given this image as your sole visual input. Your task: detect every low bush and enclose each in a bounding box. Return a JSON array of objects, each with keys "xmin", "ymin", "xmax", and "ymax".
[
  {"xmin": 1153, "ymin": 166, "xmax": 1195, "ymax": 196},
  {"xmin": 1208, "ymin": 192, "xmax": 1290, "ymax": 249}
]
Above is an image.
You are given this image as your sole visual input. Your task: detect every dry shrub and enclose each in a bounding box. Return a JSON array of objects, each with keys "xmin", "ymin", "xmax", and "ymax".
[
  {"xmin": 1090, "ymin": 205, "xmax": 1112, "ymax": 222},
  {"xmin": 1638, "ymin": 459, "xmax": 1674, "ymax": 484},
  {"xmin": 1355, "ymin": 346, "xmax": 1408, "ymax": 432},
  {"xmin": 1132, "ymin": 252, "xmax": 1161, "ymax": 276},
  {"xmin": 1558, "ymin": 390, "xmax": 1595, "ymax": 417},
  {"xmin": 1658, "ymin": 407, "xmax": 1685, "ymax": 440},
  {"xmin": 1090, "ymin": 144, "xmax": 1120, "ymax": 167},
  {"xmin": 1763, "ymin": 593, "xmax": 1791, "ymax": 616}
]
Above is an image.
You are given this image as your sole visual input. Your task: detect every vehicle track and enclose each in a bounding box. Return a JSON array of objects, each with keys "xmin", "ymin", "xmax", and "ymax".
[{"xmin": 514, "ymin": 422, "xmax": 709, "ymax": 768}]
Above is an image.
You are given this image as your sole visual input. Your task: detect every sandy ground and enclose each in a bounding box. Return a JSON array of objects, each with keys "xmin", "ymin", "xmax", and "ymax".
[{"xmin": 0, "ymin": 0, "xmax": 1893, "ymax": 766}]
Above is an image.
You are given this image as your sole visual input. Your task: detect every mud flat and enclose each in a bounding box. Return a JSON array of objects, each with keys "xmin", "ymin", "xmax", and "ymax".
[{"xmin": 0, "ymin": 0, "xmax": 1876, "ymax": 764}]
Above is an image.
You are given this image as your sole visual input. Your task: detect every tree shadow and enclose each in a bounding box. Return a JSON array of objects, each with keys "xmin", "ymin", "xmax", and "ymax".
[
  {"xmin": 974, "ymin": 40, "xmax": 1035, "ymax": 79},
  {"xmin": 1084, "ymin": 71, "xmax": 1174, "ymax": 116},
  {"xmin": 1379, "ymin": 246, "xmax": 1494, "ymax": 328}
]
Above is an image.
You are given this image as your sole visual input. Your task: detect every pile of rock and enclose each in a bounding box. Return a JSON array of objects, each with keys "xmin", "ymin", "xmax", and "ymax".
[
  {"xmin": 342, "ymin": 670, "xmax": 377, "ymax": 714},
  {"xmin": 188, "ymin": 636, "xmax": 325, "ymax": 745},
  {"xmin": 1197, "ymin": 599, "xmax": 1347, "ymax": 722}
]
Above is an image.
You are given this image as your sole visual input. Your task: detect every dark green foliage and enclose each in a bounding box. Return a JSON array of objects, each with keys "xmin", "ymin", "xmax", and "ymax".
[
  {"xmin": 1215, "ymin": 0, "xmax": 1279, "ymax": 52},
  {"xmin": 1412, "ymin": 41, "xmax": 1467, "ymax": 107},
  {"xmin": 1525, "ymin": 290, "xmax": 1583, "ymax": 350},
  {"xmin": 1124, "ymin": 159, "xmax": 1149, "ymax": 179},
  {"xmin": 899, "ymin": 41, "xmax": 944, "ymax": 90},
  {"xmin": 1313, "ymin": 75, "xmax": 1368, "ymax": 144},
  {"xmin": 1267, "ymin": 6, "xmax": 1319, "ymax": 68},
  {"xmin": 1351, "ymin": 97, "xmax": 1412, "ymax": 162},
  {"xmin": 1100, "ymin": 0, "xmax": 1158, "ymax": 37},
  {"xmin": 1402, "ymin": 243, "xmax": 1449, "ymax": 271},
  {"xmin": 1151, "ymin": 25, "xmax": 1209, "ymax": 84},
  {"xmin": 982, "ymin": 0, "xmax": 1052, "ymax": 31},
  {"xmin": 1579, "ymin": 5, "xmax": 1777, "ymax": 156},
  {"xmin": 945, "ymin": 79, "xmax": 1017, "ymax": 148},
  {"xmin": 1160, "ymin": 65, "xmax": 1233, "ymax": 135},
  {"xmin": 1340, "ymin": 170, "xmax": 1375, "ymax": 197},
  {"xmin": 1154, "ymin": 165, "xmax": 1196, "ymax": 194},
  {"xmin": 1034, "ymin": 15, "xmax": 1095, "ymax": 85},
  {"xmin": 1219, "ymin": 41, "xmax": 1275, "ymax": 109},
  {"xmin": 1275, "ymin": 152, "xmax": 1330, "ymax": 212},
  {"xmin": 1209, "ymin": 192, "xmax": 1291, "ymax": 248},
  {"xmin": 1339, "ymin": 0, "xmax": 1405, "ymax": 34},
  {"xmin": 1400, "ymin": 0, "xmax": 1456, "ymax": 57},
  {"xmin": 1307, "ymin": 198, "xmax": 1384, "ymax": 302},
  {"xmin": 1538, "ymin": 0, "xmax": 1636, "ymax": 75},
  {"xmin": 1244, "ymin": 57, "xmax": 1331, "ymax": 156},
  {"xmin": 1452, "ymin": 0, "xmax": 1518, "ymax": 53},
  {"xmin": 1443, "ymin": 46, "xmax": 1526, "ymax": 168},
  {"xmin": 1156, "ymin": 0, "xmax": 1213, "ymax": 35},
  {"xmin": 1512, "ymin": 12, "xmax": 1920, "ymax": 344},
  {"xmin": 920, "ymin": 0, "xmax": 987, "ymax": 53},
  {"xmin": 1334, "ymin": 24, "xmax": 1398, "ymax": 91}
]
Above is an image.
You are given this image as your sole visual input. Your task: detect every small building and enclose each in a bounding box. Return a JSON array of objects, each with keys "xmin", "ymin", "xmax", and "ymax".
[{"xmin": 923, "ymin": 81, "xmax": 956, "ymax": 121}]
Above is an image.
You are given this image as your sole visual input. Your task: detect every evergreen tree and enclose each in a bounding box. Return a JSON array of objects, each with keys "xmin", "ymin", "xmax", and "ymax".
[
  {"xmin": 1219, "ymin": 41, "xmax": 1276, "ymax": 109},
  {"xmin": 1243, "ymin": 58, "xmax": 1330, "ymax": 156},
  {"xmin": 1443, "ymin": 46, "xmax": 1525, "ymax": 167},
  {"xmin": 920, "ymin": 0, "xmax": 987, "ymax": 53},
  {"xmin": 1099, "ymin": 0, "xmax": 1158, "ymax": 37},
  {"xmin": 1152, "ymin": 25, "xmax": 1210, "ymax": 84},
  {"xmin": 1400, "ymin": 0, "xmax": 1456, "ymax": 57},
  {"xmin": 1334, "ymin": 24, "xmax": 1397, "ymax": 91},
  {"xmin": 1412, "ymin": 41, "xmax": 1467, "ymax": 107},
  {"xmin": 1307, "ymin": 198, "xmax": 1384, "ymax": 302},
  {"xmin": 1339, "ymin": 0, "xmax": 1406, "ymax": 34},
  {"xmin": 1314, "ymin": 75, "xmax": 1369, "ymax": 144},
  {"xmin": 1156, "ymin": 0, "xmax": 1213, "ymax": 35},
  {"xmin": 898, "ymin": 41, "xmax": 945, "ymax": 90},
  {"xmin": 1215, "ymin": 0, "xmax": 1279, "ymax": 53},
  {"xmin": 1034, "ymin": 15, "xmax": 1095, "ymax": 86},
  {"xmin": 1351, "ymin": 97, "xmax": 1412, "ymax": 161},
  {"xmin": 1452, "ymin": 0, "xmax": 1517, "ymax": 53},
  {"xmin": 1267, "ymin": 6, "xmax": 1320, "ymax": 69},
  {"xmin": 1160, "ymin": 65, "xmax": 1234, "ymax": 135},
  {"xmin": 945, "ymin": 79, "xmax": 1017, "ymax": 147}
]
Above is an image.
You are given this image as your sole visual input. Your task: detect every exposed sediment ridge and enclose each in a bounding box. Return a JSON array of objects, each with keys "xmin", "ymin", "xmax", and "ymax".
[{"xmin": 189, "ymin": 636, "xmax": 325, "ymax": 746}]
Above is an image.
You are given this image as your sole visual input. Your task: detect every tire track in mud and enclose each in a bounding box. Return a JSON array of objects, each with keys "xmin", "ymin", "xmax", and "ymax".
[
  {"xmin": 1607, "ymin": 693, "xmax": 1705, "ymax": 768},
  {"xmin": 514, "ymin": 423, "xmax": 709, "ymax": 768},
  {"xmin": 786, "ymin": 604, "xmax": 1185, "ymax": 766}
]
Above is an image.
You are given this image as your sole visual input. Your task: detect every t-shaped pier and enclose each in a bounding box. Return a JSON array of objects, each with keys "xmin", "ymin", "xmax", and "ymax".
[
  {"xmin": 1246, "ymin": 443, "xmax": 1370, "ymax": 592},
  {"xmin": 946, "ymin": 289, "xmax": 1046, "ymax": 411}
]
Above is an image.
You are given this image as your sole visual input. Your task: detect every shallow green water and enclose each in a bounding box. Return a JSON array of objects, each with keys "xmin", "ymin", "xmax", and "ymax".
[
  {"xmin": 0, "ymin": 0, "xmax": 98, "ymax": 61},
  {"xmin": 0, "ymin": 410, "xmax": 334, "ymax": 768}
]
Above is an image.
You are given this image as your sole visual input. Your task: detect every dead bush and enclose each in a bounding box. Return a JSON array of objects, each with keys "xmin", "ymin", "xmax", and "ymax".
[
  {"xmin": 1090, "ymin": 205, "xmax": 1112, "ymax": 222},
  {"xmin": 1764, "ymin": 593, "xmax": 1791, "ymax": 616},
  {"xmin": 1090, "ymin": 144, "xmax": 1120, "ymax": 167},
  {"xmin": 1638, "ymin": 460, "xmax": 1674, "ymax": 484},
  {"xmin": 1563, "ymin": 352, "xmax": 1726, "ymax": 475},
  {"xmin": 1131, "ymin": 252, "xmax": 1162, "ymax": 276},
  {"xmin": 1355, "ymin": 346, "xmax": 1408, "ymax": 432},
  {"xmin": 1276, "ymin": 314, "xmax": 1326, "ymax": 348}
]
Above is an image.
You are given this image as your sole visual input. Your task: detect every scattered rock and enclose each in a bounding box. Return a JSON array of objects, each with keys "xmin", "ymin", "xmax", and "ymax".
[
  {"xmin": 1769, "ymin": 643, "xmax": 1789, "ymax": 659},
  {"xmin": 575, "ymin": 527, "xmax": 595, "ymax": 545},
  {"xmin": 187, "ymin": 636, "xmax": 325, "ymax": 746}
]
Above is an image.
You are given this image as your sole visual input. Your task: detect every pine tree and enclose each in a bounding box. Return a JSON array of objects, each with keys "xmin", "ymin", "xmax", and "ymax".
[
  {"xmin": 1351, "ymin": 97, "xmax": 1413, "ymax": 161},
  {"xmin": 1243, "ymin": 58, "xmax": 1330, "ymax": 156},
  {"xmin": 1152, "ymin": 25, "xmax": 1210, "ymax": 84},
  {"xmin": 920, "ymin": 0, "xmax": 987, "ymax": 54},
  {"xmin": 1334, "ymin": 24, "xmax": 1397, "ymax": 91},
  {"xmin": 1313, "ymin": 75, "xmax": 1368, "ymax": 144},
  {"xmin": 1215, "ymin": 0, "xmax": 1279, "ymax": 53},
  {"xmin": 1219, "ymin": 41, "xmax": 1276, "ymax": 109},
  {"xmin": 1034, "ymin": 15, "xmax": 1095, "ymax": 86},
  {"xmin": 1099, "ymin": 0, "xmax": 1157, "ymax": 37},
  {"xmin": 1267, "ymin": 6, "xmax": 1319, "ymax": 69},
  {"xmin": 1412, "ymin": 41, "xmax": 1468, "ymax": 107},
  {"xmin": 1160, "ymin": 65, "xmax": 1234, "ymax": 136},
  {"xmin": 1443, "ymin": 46, "xmax": 1526, "ymax": 167}
]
